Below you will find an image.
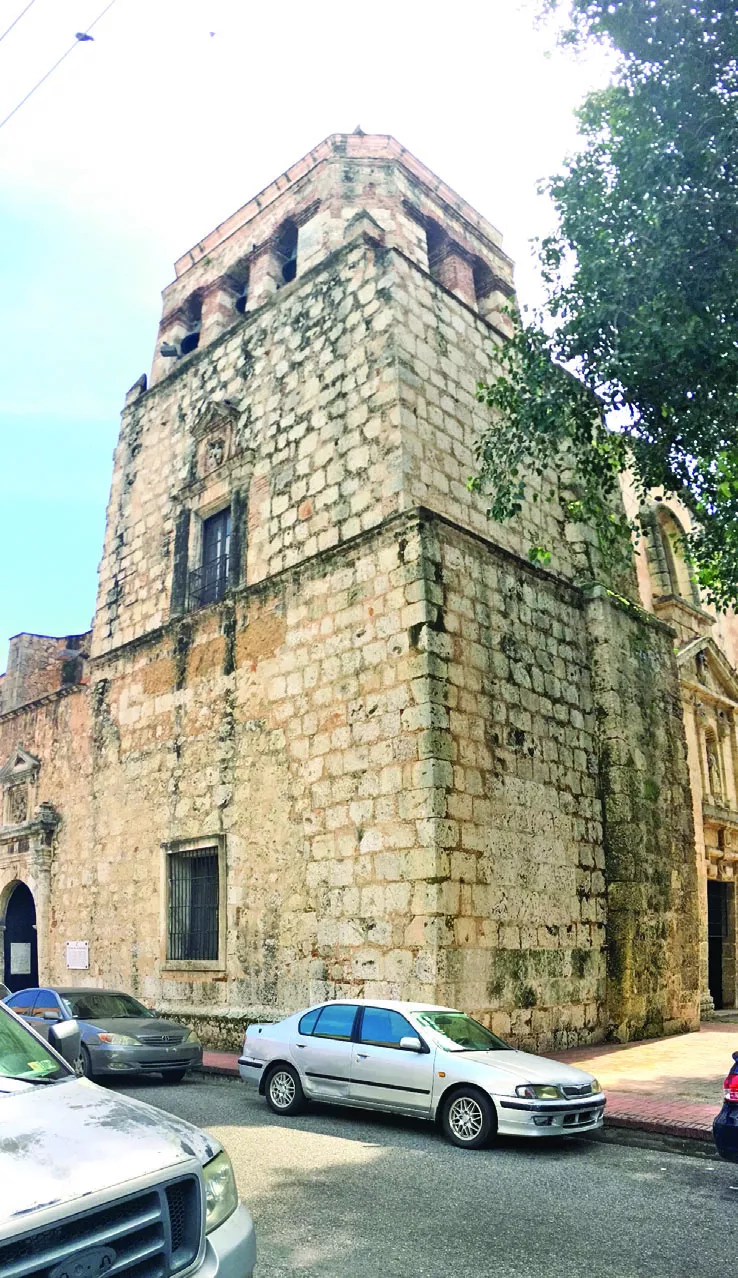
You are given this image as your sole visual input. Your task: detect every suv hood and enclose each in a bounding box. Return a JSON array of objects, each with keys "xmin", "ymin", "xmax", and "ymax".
[
  {"xmin": 448, "ymin": 1049, "xmax": 598, "ymax": 1089},
  {"xmin": 0, "ymin": 1077, "xmax": 219, "ymax": 1226}
]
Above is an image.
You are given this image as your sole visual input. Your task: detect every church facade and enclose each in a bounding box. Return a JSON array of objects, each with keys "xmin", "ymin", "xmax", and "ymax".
[{"xmin": 1, "ymin": 133, "xmax": 731, "ymax": 1048}]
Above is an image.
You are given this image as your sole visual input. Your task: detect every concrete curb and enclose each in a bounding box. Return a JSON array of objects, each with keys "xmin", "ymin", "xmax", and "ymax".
[{"xmin": 198, "ymin": 1062, "xmax": 240, "ymax": 1079}]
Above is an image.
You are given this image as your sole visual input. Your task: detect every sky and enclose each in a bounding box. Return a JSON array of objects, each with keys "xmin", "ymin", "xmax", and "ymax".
[{"xmin": 0, "ymin": 0, "xmax": 613, "ymax": 664}]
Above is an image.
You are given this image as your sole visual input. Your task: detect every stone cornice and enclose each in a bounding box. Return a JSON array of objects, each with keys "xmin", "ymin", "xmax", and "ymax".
[
  {"xmin": 0, "ymin": 682, "xmax": 86, "ymax": 725},
  {"xmin": 703, "ymin": 801, "xmax": 738, "ymax": 830},
  {"xmin": 681, "ymin": 677, "xmax": 738, "ymax": 712},
  {"xmin": 172, "ymin": 134, "xmax": 508, "ymax": 280}
]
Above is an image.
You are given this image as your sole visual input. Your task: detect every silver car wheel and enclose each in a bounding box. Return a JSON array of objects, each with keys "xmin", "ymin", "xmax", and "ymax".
[
  {"xmin": 269, "ymin": 1069, "xmax": 297, "ymax": 1109},
  {"xmin": 448, "ymin": 1095, "xmax": 484, "ymax": 1143}
]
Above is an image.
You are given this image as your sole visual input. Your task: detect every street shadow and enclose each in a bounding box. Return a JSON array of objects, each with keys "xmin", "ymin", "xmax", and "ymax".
[
  {"xmin": 114, "ymin": 1073, "xmax": 596, "ymax": 1161},
  {"xmin": 111, "ymin": 1077, "xmax": 738, "ymax": 1277}
]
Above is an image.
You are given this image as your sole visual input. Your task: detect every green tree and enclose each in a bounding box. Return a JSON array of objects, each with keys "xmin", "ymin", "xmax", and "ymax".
[{"xmin": 474, "ymin": 0, "xmax": 738, "ymax": 606}]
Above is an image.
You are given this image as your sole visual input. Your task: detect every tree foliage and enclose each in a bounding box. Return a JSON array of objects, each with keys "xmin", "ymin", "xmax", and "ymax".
[{"xmin": 475, "ymin": 1, "xmax": 738, "ymax": 607}]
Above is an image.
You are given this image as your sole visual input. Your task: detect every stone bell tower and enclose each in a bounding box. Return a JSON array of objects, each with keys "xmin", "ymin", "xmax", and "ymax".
[{"xmin": 83, "ymin": 133, "xmax": 698, "ymax": 1048}]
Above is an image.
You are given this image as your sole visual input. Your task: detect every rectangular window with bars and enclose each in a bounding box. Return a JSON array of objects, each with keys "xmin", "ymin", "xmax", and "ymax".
[
  {"xmin": 167, "ymin": 848, "xmax": 220, "ymax": 961},
  {"xmin": 188, "ymin": 508, "xmax": 231, "ymax": 611}
]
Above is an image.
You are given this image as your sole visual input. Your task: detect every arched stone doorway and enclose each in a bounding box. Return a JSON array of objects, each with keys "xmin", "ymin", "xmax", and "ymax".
[{"xmin": 2, "ymin": 881, "xmax": 38, "ymax": 992}]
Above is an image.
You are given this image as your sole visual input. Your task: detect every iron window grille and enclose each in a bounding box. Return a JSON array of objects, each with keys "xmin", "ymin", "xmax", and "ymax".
[
  {"xmin": 167, "ymin": 848, "xmax": 219, "ymax": 961},
  {"xmin": 187, "ymin": 554, "xmax": 229, "ymax": 610}
]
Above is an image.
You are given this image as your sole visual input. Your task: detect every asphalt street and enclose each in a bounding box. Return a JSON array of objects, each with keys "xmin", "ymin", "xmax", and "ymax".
[{"xmin": 120, "ymin": 1075, "xmax": 736, "ymax": 1278}]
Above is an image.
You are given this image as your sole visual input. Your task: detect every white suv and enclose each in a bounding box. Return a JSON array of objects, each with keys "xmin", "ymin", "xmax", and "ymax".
[{"xmin": 0, "ymin": 1001, "xmax": 256, "ymax": 1276}]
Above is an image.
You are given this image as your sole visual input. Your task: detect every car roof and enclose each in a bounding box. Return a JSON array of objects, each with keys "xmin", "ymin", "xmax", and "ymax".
[
  {"xmin": 53, "ymin": 988, "xmax": 134, "ymax": 997},
  {"xmin": 304, "ymin": 999, "xmax": 457, "ymax": 1013}
]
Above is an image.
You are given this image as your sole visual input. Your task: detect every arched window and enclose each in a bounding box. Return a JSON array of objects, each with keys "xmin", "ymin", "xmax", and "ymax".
[
  {"xmin": 276, "ymin": 221, "xmax": 298, "ymax": 284},
  {"xmin": 472, "ymin": 258, "xmax": 493, "ymax": 308},
  {"xmin": 230, "ymin": 262, "xmax": 250, "ymax": 315},
  {"xmin": 655, "ymin": 507, "xmax": 699, "ymax": 603},
  {"xmin": 425, "ymin": 219, "xmax": 446, "ymax": 278}
]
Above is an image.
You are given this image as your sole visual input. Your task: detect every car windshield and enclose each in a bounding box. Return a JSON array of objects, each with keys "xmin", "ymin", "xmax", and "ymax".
[
  {"xmin": 61, "ymin": 992, "xmax": 153, "ymax": 1020},
  {"xmin": 414, "ymin": 1011, "xmax": 510, "ymax": 1052},
  {"xmin": 0, "ymin": 1005, "xmax": 67, "ymax": 1082}
]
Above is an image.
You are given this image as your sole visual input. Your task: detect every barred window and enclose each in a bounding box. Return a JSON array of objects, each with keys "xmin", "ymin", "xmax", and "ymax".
[
  {"xmin": 188, "ymin": 507, "xmax": 230, "ymax": 611},
  {"xmin": 167, "ymin": 848, "xmax": 219, "ymax": 961}
]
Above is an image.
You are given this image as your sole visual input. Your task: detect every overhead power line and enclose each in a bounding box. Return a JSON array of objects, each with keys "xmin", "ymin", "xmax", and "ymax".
[
  {"xmin": 0, "ymin": 0, "xmax": 118, "ymax": 133},
  {"xmin": 0, "ymin": 0, "xmax": 38, "ymax": 47}
]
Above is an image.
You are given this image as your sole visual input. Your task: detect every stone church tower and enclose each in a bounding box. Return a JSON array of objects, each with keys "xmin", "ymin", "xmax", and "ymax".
[{"xmin": 0, "ymin": 134, "xmax": 701, "ymax": 1047}]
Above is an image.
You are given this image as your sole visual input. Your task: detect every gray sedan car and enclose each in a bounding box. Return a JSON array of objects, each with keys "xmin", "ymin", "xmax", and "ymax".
[{"xmin": 3, "ymin": 986, "xmax": 202, "ymax": 1082}]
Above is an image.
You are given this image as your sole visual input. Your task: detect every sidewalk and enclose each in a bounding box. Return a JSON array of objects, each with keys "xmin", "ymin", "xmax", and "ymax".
[
  {"xmin": 200, "ymin": 1022, "xmax": 736, "ymax": 1144},
  {"xmin": 550, "ymin": 1023, "xmax": 735, "ymax": 1141}
]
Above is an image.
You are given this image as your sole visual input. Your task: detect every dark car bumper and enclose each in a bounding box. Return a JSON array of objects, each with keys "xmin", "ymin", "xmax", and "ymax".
[
  {"xmin": 713, "ymin": 1102, "xmax": 738, "ymax": 1161},
  {"xmin": 88, "ymin": 1042, "xmax": 203, "ymax": 1077}
]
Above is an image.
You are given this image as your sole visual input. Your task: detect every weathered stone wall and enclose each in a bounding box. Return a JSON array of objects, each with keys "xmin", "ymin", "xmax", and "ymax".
[
  {"xmin": 0, "ymin": 633, "xmax": 88, "ymax": 714},
  {"xmin": 0, "ymin": 685, "xmax": 93, "ymax": 984},
  {"xmin": 56, "ymin": 510, "xmax": 603, "ymax": 1051},
  {"xmin": 585, "ymin": 586, "xmax": 700, "ymax": 1038},
  {"xmin": 94, "ymin": 231, "xmax": 582, "ymax": 660},
  {"xmin": 420, "ymin": 520, "xmax": 605, "ymax": 1048},
  {"xmin": 60, "ymin": 516, "xmax": 440, "ymax": 1011}
]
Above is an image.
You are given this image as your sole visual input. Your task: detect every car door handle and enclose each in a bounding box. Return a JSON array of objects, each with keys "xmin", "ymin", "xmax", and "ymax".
[{"xmin": 356, "ymin": 1052, "xmax": 368, "ymax": 1059}]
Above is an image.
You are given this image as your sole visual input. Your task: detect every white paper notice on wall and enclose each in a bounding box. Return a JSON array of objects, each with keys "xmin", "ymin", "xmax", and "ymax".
[
  {"xmin": 10, "ymin": 943, "xmax": 31, "ymax": 975},
  {"xmin": 65, "ymin": 941, "xmax": 89, "ymax": 970}
]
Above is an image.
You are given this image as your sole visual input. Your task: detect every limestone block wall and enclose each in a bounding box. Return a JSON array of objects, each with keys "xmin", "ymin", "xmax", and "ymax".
[
  {"xmin": 93, "ymin": 232, "xmax": 404, "ymax": 656},
  {"xmin": 74, "ymin": 514, "xmax": 456, "ymax": 1011},
  {"xmin": 55, "ymin": 507, "xmax": 600, "ymax": 1045},
  {"xmin": 94, "ymin": 231, "xmax": 588, "ymax": 663},
  {"xmin": 0, "ymin": 633, "xmax": 88, "ymax": 714},
  {"xmin": 420, "ymin": 520, "xmax": 606, "ymax": 1048},
  {"xmin": 585, "ymin": 587, "xmax": 700, "ymax": 1038},
  {"xmin": 387, "ymin": 250, "xmax": 592, "ymax": 585}
]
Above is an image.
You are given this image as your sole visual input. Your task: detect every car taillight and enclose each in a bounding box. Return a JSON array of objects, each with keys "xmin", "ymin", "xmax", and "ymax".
[{"xmin": 723, "ymin": 1074, "xmax": 738, "ymax": 1102}]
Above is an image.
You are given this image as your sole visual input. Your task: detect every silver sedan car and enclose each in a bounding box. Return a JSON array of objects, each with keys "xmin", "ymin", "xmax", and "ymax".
[{"xmin": 239, "ymin": 999, "xmax": 605, "ymax": 1148}]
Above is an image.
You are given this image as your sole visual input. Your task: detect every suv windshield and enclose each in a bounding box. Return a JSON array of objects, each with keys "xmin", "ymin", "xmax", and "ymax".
[
  {"xmin": 0, "ymin": 1005, "xmax": 67, "ymax": 1082},
  {"xmin": 61, "ymin": 992, "xmax": 153, "ymax": 1020},
  {"xmin": 415, "ymin": 1011, "xmax": 510, "ymax": 1052}
]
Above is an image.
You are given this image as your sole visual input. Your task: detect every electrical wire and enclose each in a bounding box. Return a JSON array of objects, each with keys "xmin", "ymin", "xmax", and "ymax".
[
  {"xmin": 0, "ymin": 0, "xmax": 37, "ymax": 47},
  {"xmin": 0, "ymin": 0, "xmax": 118, "ymax": 133}
]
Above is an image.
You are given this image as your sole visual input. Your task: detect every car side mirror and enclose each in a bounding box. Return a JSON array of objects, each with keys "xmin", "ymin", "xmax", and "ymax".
[
  {"xmin": 399, "ymin": 1035, "xmax": 423, "ymax": 1052},
  {"xmin": 48, "ymin": 1018, "xmax": 81, "ymax": 1068}
]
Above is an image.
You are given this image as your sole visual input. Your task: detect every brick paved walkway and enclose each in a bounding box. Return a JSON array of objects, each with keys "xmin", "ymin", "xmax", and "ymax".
[
  {"xmin": 201, "ymin": 1022, "xmax": 737, "ymax": 1143},
  {"xmin": 550, "ymin": 1022, "xmax": 735, "ymax": 1140}
]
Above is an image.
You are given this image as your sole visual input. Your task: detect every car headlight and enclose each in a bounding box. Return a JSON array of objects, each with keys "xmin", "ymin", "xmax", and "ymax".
[
  {"xmin": 185, "ymin": 1029, "xmax": 201, "ymax": 1045},
  {"xmin": 203, "ymin": 1151, "xmax": 239, "ymax": 1234},
  {"xmin": 515, "ymin": 1084, "xmax": 561, "ymax": 1100},
  {"xmin": 98, "ymin": 1033, "xmax": 139, "ymax": 1045}
]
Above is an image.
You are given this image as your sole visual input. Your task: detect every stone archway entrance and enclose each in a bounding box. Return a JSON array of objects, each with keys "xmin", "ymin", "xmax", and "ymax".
[{"xmin": 2, "ymin": 882, "xmax": 38, "ymax": 992}]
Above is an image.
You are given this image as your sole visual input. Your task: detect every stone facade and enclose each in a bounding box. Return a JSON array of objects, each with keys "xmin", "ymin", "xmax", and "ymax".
[
  {"xmin": 622, "ymin": 484, "xmax": 738, "ymax": 1015},
  {"xmin": 0, "ymin": 134, "xmax": 703, "ymax": 1049}
]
